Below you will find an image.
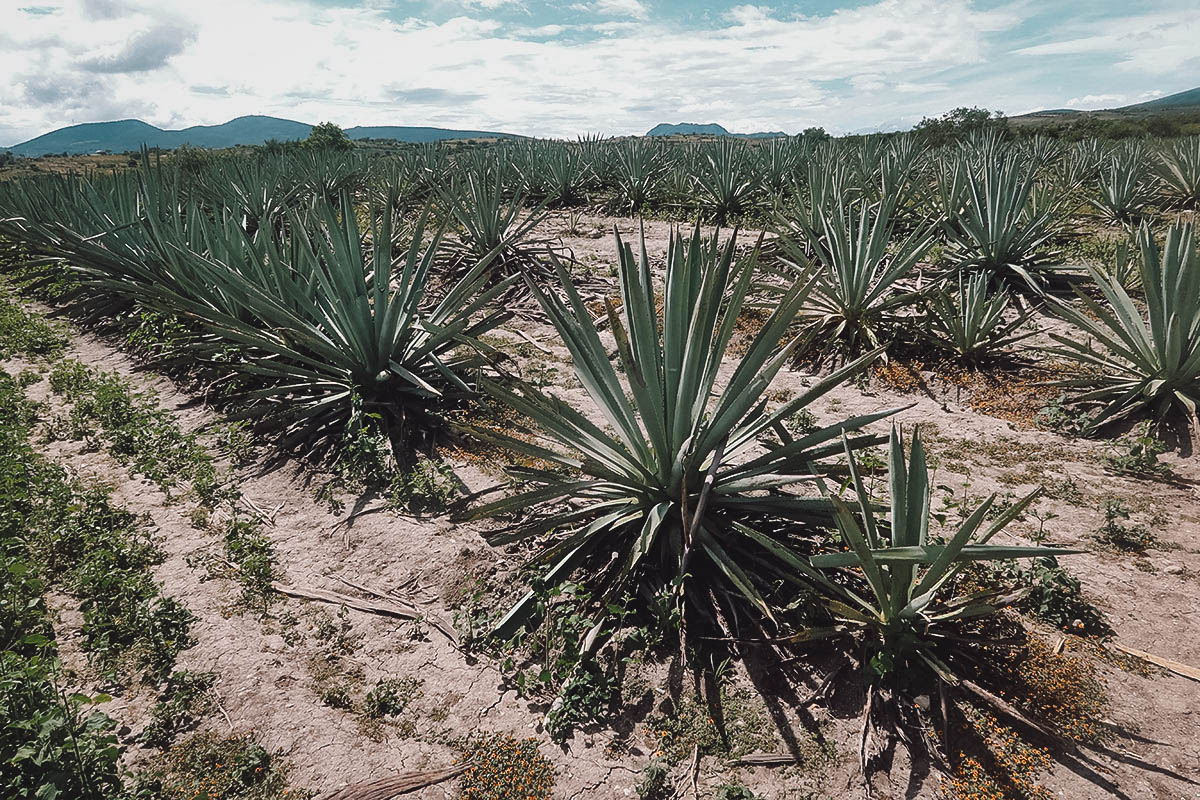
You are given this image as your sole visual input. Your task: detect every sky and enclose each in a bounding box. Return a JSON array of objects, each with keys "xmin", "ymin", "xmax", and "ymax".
[{"xmin": 1, "ymin": 0, "xmax": 1197, "ymax": 145}]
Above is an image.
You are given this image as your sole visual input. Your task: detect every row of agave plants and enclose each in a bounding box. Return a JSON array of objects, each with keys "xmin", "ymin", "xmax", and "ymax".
[
  {"xmin": 0, "ymin": 137, "xmax": 1195, "ymax": 783},
  {"xmin": 151, "ymin": 129, "xmax": 1200, "ymax": 226},
  {"xmin": 361, "ymin": 132, "xmax": 1200, "ymax": 223}
]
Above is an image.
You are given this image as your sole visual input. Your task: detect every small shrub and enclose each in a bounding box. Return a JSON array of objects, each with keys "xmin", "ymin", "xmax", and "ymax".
[
  {"xmin": 125, "ymin": 731, "xmax": 300, "ymax": 800},
  {"xmin": 216, "ymin": 421, "xmax": 257, "ymax": 468},
  {"xmin": 141, "ymin": 670, "xmax": 216, "ymax": 748},
  {"xmin": 48, "ymin": 360, "xmax": 222, "ymax": 503},
  {"xmin": 636, "ymin": 761, "xmax": 670, "ymax": 800},
  {"xmin": 1035, "ymin": 394, "xmax": 1093, "ymax": 436},
  {"xmin": 458, "ymin": 733, "xmax": 555, "ymax": 800},
  {"xmin": 873, "ymin": 359, "xmax": 923, "ymax": 393},
  {"xmin": 715, "ymin": 786, "xmax": 757, "ymax": 800},
  {"xmin": 500, "ymin": 582, "xmax": 618, "ymax": 742},
  {"xmin": 308, "ymin": 606, "xmax": 360, "ymax": 656},
  {"xmin": 123, "ymin": 307, "xmax": 190, "ymax": 360},
  {"xmin": 0, "ymin": 291, "xmax": 68, "ymax": 360},
  {"xmin": 996, "ymin": 635, "xmax": 1108, "ymax": 742},
  {"xmin": 363, "ymin": 676, "xmax": 423, "ymax": 718},
  {"xmin": 1102, "ymin": 428, "xmax": 1173, "ymax": 480},
  {"xmin": 453, "ymin": 587, "xmax": 498, "ymax": 654},
  {"xmin": 783, "ymin": 408, "xmax": 818, "ymax": 438},
  {"xmin": 945, "ymin": 707, "xmax": 1053, "ymax": 800},
  {"xmin": 224, "ymin": 517, "xmax": 276, "ymax": 609},
  {"xmin": 1094, "ymin": 501, "xmax": 1156, "ymax": 553},
  {"xmin": 387, "ymin": 458, "xmax": 458, "ymax": 514},
  {"xmin": 970, "ymin": 557, "xmax": 1111, "ymax": 637}
]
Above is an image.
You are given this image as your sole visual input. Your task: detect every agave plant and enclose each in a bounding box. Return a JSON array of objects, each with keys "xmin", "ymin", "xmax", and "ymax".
[
  {"xmin": 287, "ymin": 147, "xmax": 367, "ymax": 205},
  {"xmin": 603, "ymin": 139, "xmax": 668, "ymax": 213},
  {"xmin": 1156, "ymin": 135, "xmax": 1200, "ymax": 209},
  {"xmin": 438, "ymin": 165, "xmax": 552, "ymax": 287},
  {"xmin": 795, "ymin": 426, "xmax": 1074, "ymax": 776},
  {"xmin": 1017, "ymin": 135, "xmax": 1065, "ymax": 172},
  {"xmin": 924, "ymin": 272, "xmax": 1032, "ymax": 364},
  {"xmin": 0, "ymin": 157, "xmax": 176, "ymax": 319},
  {"xmin": 7, "ymin": 176, "xmax": 513, "ymax": 454},
  {"xmin": 691, "ymin": 139, "xmax": 760, "ymax": 224},
  {"xmin": 511, "ymin": 140, "xmax": 590, "ymax": 207},
  {"xmin": 775, "ymin": 194, "xmax": 936, "ymax": 362},
  {"xmin": 191, "ymin": 153, "xmax": 302, "ymax": 236},
  {"xmin": 937, "ymin": 151, "xmax": 1065, "ymax": 289},
  {"xmin": 465, "ymin": 224, "xmax": 896, "ymax": 648},
  {"xmin": 1060, "ymin": 139, "xmax": 1109, "ymax": 193},
  {"xmin": 368, "ymin": 147, "xmax": 446, "ymax": 213},
  {"xmin": 1044, "ymin": 221, "xmax": 1200, "ymax": 430},
  {"xmin": 752, "ymin": 138, "xmax": 800, "ymax": 207},
  {"xmin": 1094, "ymin": 144, "xmax": 1151, "ymax": 225},
  {"xmin": 192, "ymin": 197, "xmax": 515, "ymax": 452}
]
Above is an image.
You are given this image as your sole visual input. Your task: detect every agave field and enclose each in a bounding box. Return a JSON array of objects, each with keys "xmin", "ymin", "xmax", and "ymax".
[{"xmin": 0, "ymin": 132, "xmax": 1198, "ymax": 800}]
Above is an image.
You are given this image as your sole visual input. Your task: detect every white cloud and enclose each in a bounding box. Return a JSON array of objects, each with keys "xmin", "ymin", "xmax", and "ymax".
[
  {"xmin": 1012, "ymin": 11, "xmax": 1200, "ymax": 74},
  {"xmin": 1064, "ymin": 93, "xmax": 1125, "ymax": 108},
  {"xmin": 574, "ymin": 0, "xmax": 648, "ymax": 20},
  {"xmin": 2, "ymin": 0, "xmax": 1184, "ymax": 145},
  {"xmin": 460, "ymin": 0, "xmax": 523, "ymax": 9}
]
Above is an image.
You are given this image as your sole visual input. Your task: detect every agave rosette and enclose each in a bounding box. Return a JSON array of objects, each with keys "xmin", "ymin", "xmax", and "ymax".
[{"xmin": 465, "ymin": 224, "xmax": 897, "ymax": 641}]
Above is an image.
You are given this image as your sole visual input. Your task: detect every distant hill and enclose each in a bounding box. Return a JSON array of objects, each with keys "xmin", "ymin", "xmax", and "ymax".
[
  {"xmin": 1011, "ymin": 86, "xmax": 1200, "ymax": 125},
  {"xmin": 646, "ymin": 122, "xmax": 787, "ymax": 139},
  {"xmin": 6, "ymin": 115, "xmax": 520, "ymax": 157},
  {"xmin": 1117, "ymin": 87, "xmax": 1200, "ymax": 112}
]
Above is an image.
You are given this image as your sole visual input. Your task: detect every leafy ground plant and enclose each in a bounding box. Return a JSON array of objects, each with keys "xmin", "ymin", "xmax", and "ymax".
[
  {"xmin": 48, "ymin": 359, "xmax": 222, "ymax": 503},
  {"xmin": 1102, "ymin": 426, "xmax": 1174, "ymax": 480},
  {"xmin": 1094, "ymin": 500, "xmax": 1157, "ymax": 553},
  {"xmin": 0, "ymin": 368, "xmax": 140, "ymax": 797},
  {"xmin": 457, "ymin": 733, "xmax": 555, "ymax": 800},
  {"xmin": 0, "ymin": 285, "xmax": 67, "ymax": 359},
  {"xmin": 141, "ymin": 671, "xmax": 216, "ymax": 748},
  {"xmin": 970, "ymin": 556, "xmax": 1112, "ymax": 637},
  {"xmin": 124, "ymin": 732, "xmax": 303, "ymax": 800}
]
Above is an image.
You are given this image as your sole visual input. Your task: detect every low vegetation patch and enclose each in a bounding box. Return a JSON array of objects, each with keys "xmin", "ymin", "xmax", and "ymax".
[
  {"xmin": 47, "ymin": 358, "xmax": 223, "ymax": 503},
  {"xmin": 125, "ymin": 731, "xmax": 303, "ymax": 800},
  {"xmin": 457, "ymin": 732, "xmax": 555, "ymax": 800}
]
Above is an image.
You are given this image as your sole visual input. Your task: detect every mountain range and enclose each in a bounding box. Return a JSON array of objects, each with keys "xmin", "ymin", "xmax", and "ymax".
[
  {"xmin": 3, "ymin": 115, "xmax": 520, "ymax": 157},
  {"xmin": 645, "ymin": 122, "xmax": 787, "ymax": 138},
  {"xmin": 5, "ymin": 86, "xmax": 1198, "ymax": 157}
]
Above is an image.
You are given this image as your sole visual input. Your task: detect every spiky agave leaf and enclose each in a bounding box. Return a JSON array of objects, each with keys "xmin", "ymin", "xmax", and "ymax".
[
  {"xmin": 6, "ymin": 174, "xmax": 514, "ymax": 455},
  {"xmin": 0, "ymin": 152, "xmax": 183, "ymax": 319},
  {"xmin": 1094, "ymin": 143, "xmax": 1152, "ymax": 226},
  {"xmin": 287, "ymin": 147, "xmax": 368, "ymax": 205},
  {"xmin": 510, "ymin": 140, "xmax": 590, "ymax": 207},
  {"xmin": 923, "ymin": 272, "xmax": 1033, "ymax": 364},
  {"xmin": 464, "ymin": 223, "xmax": 898, "ymax": 645},
  {"xmin": 173, "ymin": 196, "xmax": 515, "ymax": 454},
  {"xmin": 602, "ymin": 139, "xmax": 669, "ymax": 214},
  {"xmin": 801, "ymin": 426, "xmax": 1076, "ymax": 778},
  {"xmin": 690, "ymin": 139, "xmax": 761, "ymax": 225},
  {"xmin": 937, "ymin": 149, "xmax": 1065, "ymax": 290},
  {"xmin": 437, "ymin": 164, "xmax": 553, "ymax": 290},
  {"xmin": 1156, "ymin": 135, "xmax": 1200, "ymax": 210},
  {"xmin": 773, "ymin": 194, "xmax": 936, "ymax": 363},
  {"xmin": 752, "ymin": 138, "xmax": 800, "ymax": 206},
  {"xmin": 1043, "ymin": 221, "xmax": 1200, "ymax": 431}
]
